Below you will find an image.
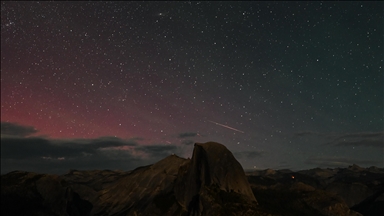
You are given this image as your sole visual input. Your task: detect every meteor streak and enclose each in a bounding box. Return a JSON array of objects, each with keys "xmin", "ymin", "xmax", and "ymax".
[{"xmin": 207, "ymin": 120, "xmax": 245, "ymax": 133}]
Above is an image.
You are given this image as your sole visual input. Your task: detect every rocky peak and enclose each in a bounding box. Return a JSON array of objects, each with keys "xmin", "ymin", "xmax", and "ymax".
[
  {"xmin": 348, "ymin": 164, "xmax": 364, "ymax": 172},
  {"xmin": 193, "ymin": 142, "xmax": 256, "ymax": 198},
  {"xmin": 175, "ymin": 142, "xmax": 257, "ymax": 215}
]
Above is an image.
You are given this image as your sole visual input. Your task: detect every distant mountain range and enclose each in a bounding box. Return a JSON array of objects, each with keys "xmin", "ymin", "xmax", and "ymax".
[{"xmin": 1, "ymin": 142, "xmax": 383, "ymax": 216}]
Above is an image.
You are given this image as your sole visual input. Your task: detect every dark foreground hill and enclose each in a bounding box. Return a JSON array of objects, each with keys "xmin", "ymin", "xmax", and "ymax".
[
  {"xmin": 2, "ymin": 142, "xmax": 383, "ymax": 216},
  {"xmin": 247, "ymin": 164, "xmax": 384, "ymax": 216}
]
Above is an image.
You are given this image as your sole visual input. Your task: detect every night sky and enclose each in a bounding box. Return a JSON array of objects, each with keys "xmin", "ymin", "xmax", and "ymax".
[{"xmin": 1, "ymin": 1, "xmax": 383, "ymax": 174}]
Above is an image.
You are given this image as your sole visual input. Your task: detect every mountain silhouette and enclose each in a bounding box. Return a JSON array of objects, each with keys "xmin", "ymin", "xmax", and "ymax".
[{"xmin": 1, "ymin": 142, "xmax": 383, "ymax": 216}]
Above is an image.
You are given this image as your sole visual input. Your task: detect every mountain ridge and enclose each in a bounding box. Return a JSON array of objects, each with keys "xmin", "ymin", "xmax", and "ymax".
[{"xmin": 2, "ymin": 142, "xmax": 383, "ymax": 216}]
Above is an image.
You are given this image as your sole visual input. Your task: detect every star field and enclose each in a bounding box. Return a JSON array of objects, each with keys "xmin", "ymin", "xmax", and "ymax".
[{"xmin": 1, "ymin": 2, "xmax": 383, "ymax": 173}]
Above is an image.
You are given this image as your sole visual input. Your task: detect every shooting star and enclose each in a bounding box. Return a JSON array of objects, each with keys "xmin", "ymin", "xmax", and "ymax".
[{"xmin": 207, "ymin": 120, "xmax": 245, "ymax": 133}]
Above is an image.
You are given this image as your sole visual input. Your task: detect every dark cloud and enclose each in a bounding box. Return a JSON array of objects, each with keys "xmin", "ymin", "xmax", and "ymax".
[
  {"xmin": 334, "ymin": 139, "xmax": 383, "ymax": 147},
  {"xmin": 336, "ymin": 132, "xmax": 384, "ymax": 140},
  {"xmin": 1, "ymin": 122, "xmax": 38, "ymax": 137},
  {"xmin": 182, "ymin": 140, "xmax": 194, "ymax": 145},
  {"xmin": 59, "ymin": 136, "xmax": 138, "ymax": 149},
  {"xmin": 137, "ymin": 145, "xmax": 178, "ymax": 157},
  {"xmin": 130, "ymin": 137, "xmax": 145, "ymax": 141},
  {"xmin": 271, "ymin": 162, "xmax": 293, "ymax": 171},
  {"xmin": 0, "ymin": 136, "xmax": 181, "ymax": 174},
  {"xmin": 178, "ymin": 132, "xmax": 198, "ymax": 138},
  {"xmin": 305, "ymin": 156, "xmax": 380, "ymax": 168},
  {"xmin": 234, "ymin": 151, "xmax": 264, "ymax": 159},
  {"xmin": 1, "ymin": 136, "xmax": 137, "ymax": 160},
  {"xmin": 293, "ymin": 131, "xmax": 323, "ymax": 137},
  {"xmin": 2, "ymin": 137, "xmax": 66, "ymax": 159},
  {"xmin": 293, "ymin": 131, "xmax": 383, "ymax": 148},
  {"xmin": 329, "ymin": 131, "xmax": 383, "ymax": 148}
]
